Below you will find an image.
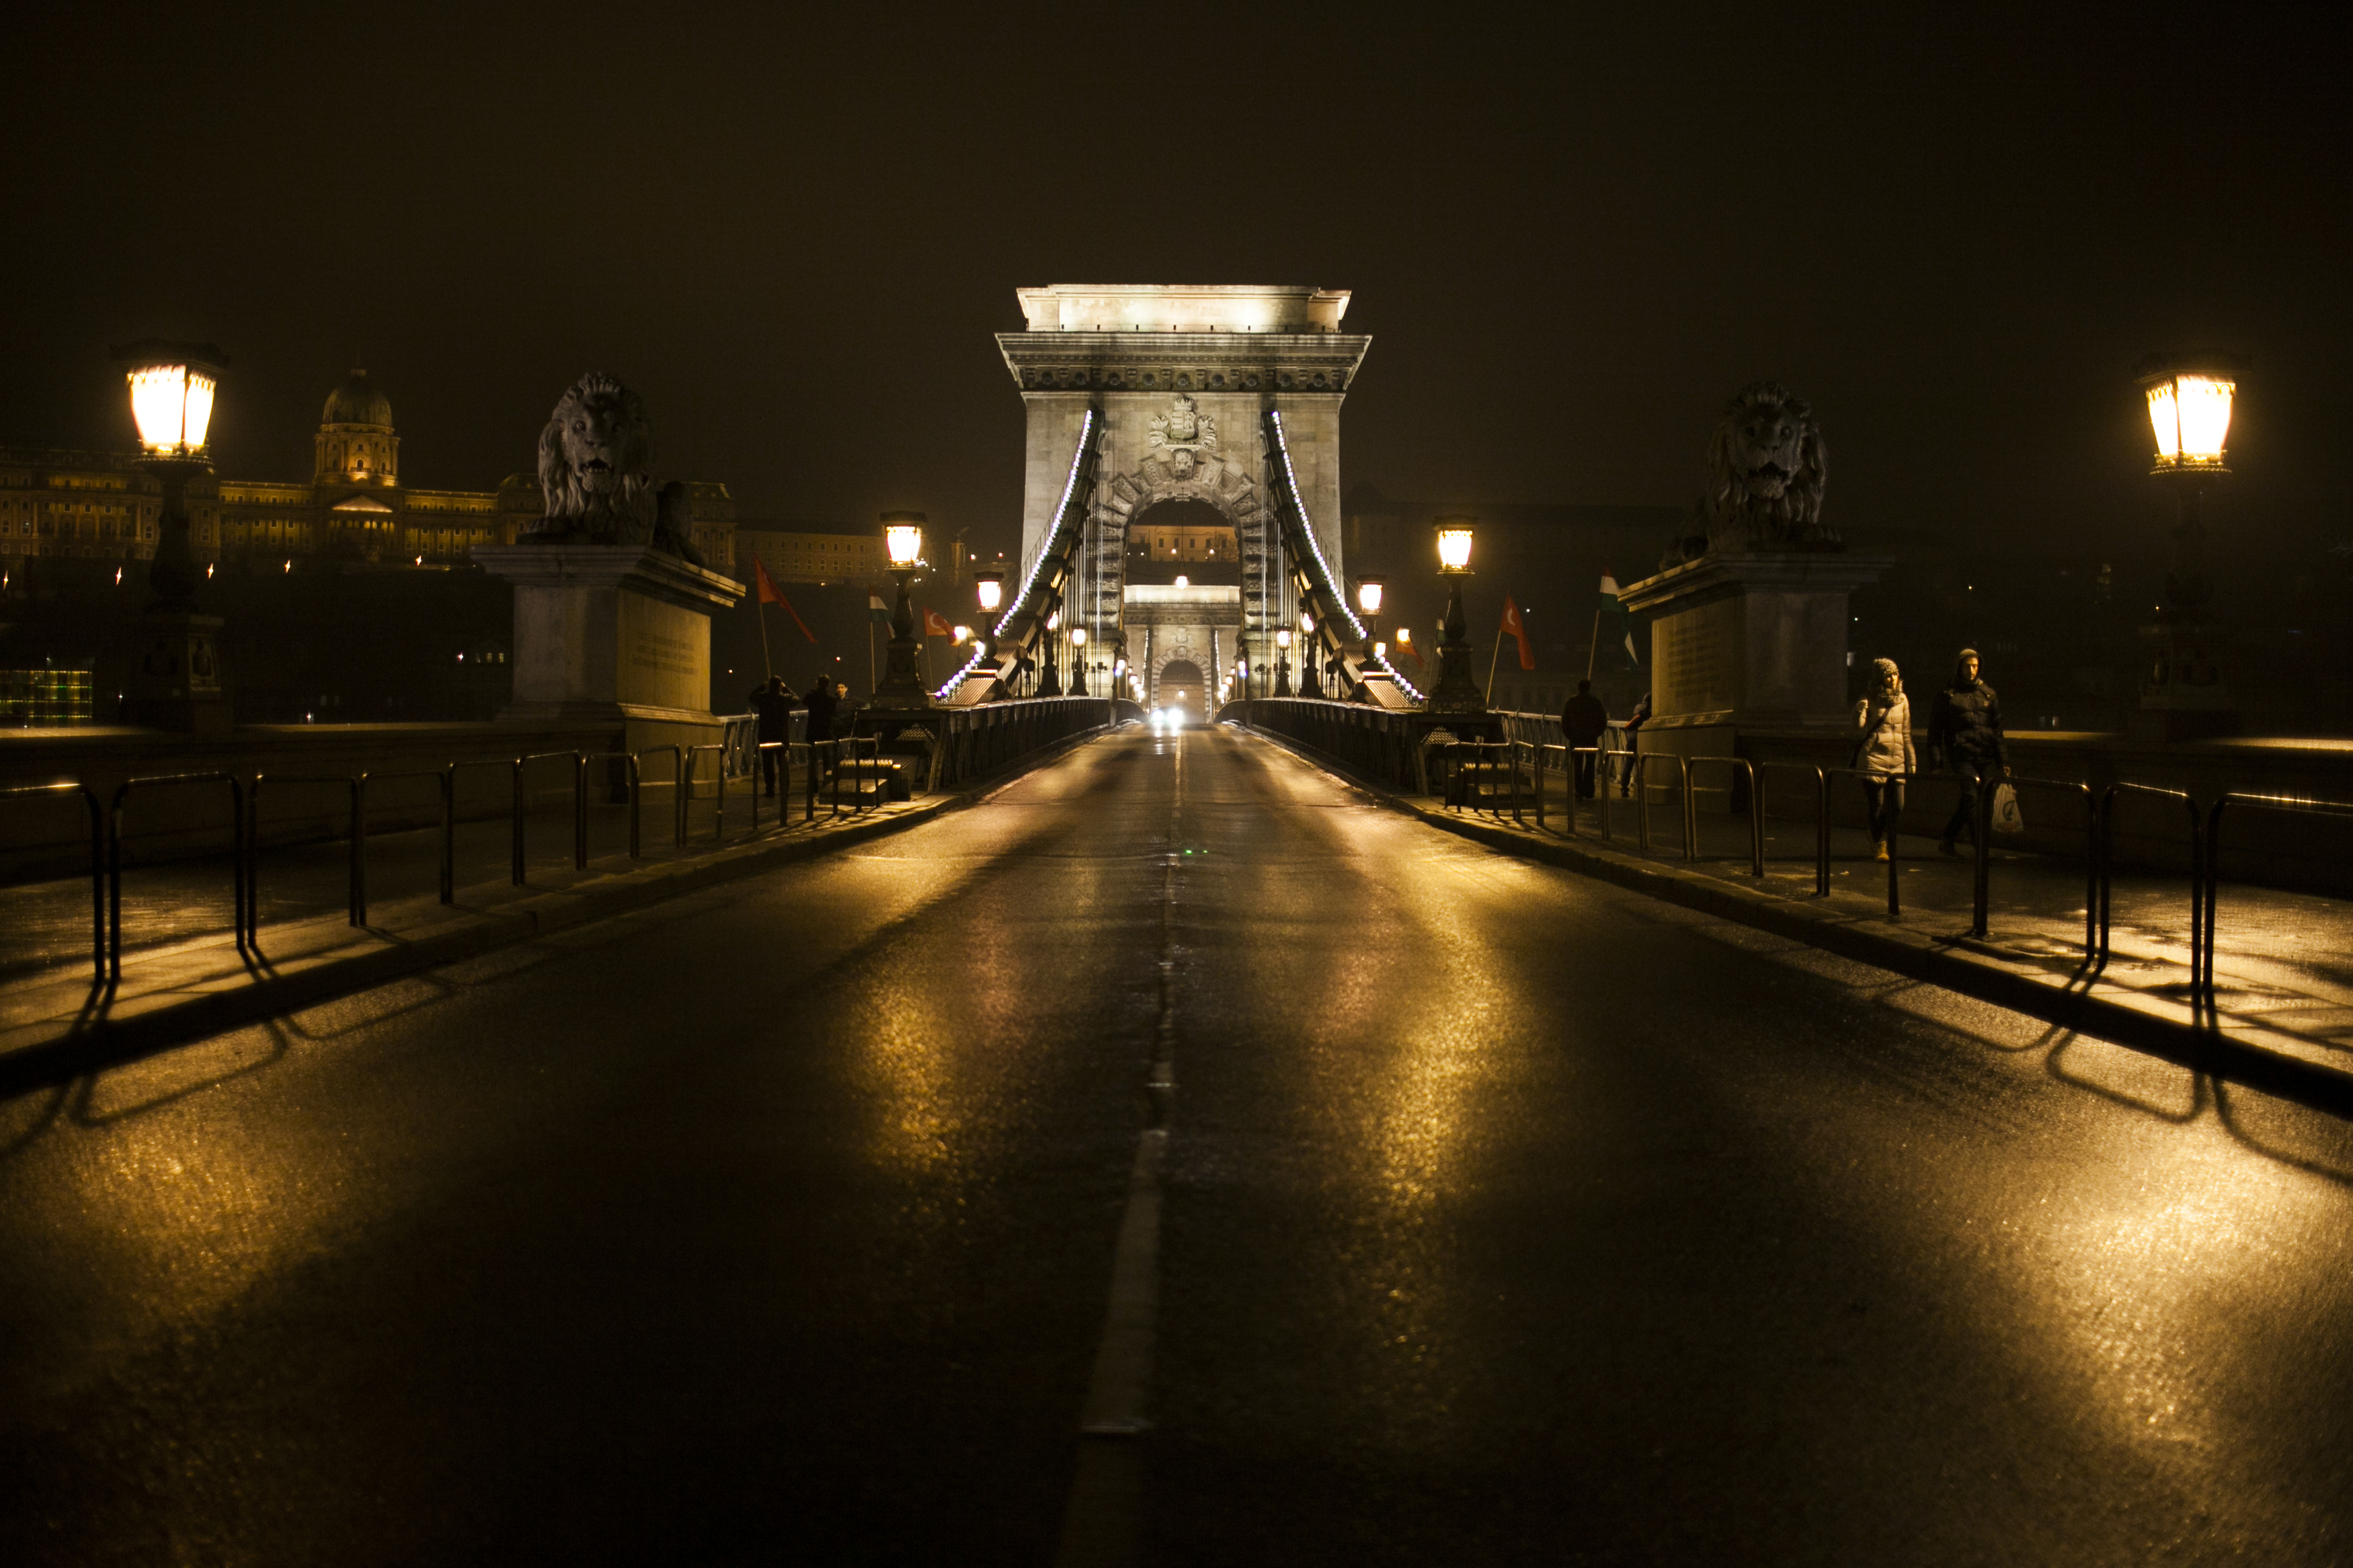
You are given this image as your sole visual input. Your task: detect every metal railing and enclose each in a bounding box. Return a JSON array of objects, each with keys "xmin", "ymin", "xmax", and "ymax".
[
  {"xmin": 2, "ymin": 780, "xmax": 104, "ymax": 981},
  {"xmin": 1757, "ymin": 761, "xmax": 1830, "ymax": 896},
  {"xmin": 2201, "ymin": 791, "xmax": 2353, "ymax": 1002},
  {"xmin": 1634, "ymin": 753, "xmax": 1693, "ymax": 861},
  {"xmin": 2099, "ymin": 782, "xmax": 2204, "ymax": 990},
  {"xmin": 108, "ymin": 772, "xmax": 249, "ymax": 983}
]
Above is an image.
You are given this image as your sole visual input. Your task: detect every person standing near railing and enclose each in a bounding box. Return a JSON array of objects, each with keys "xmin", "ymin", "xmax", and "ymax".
[
  {"xmin": 748, "ymin": 677, "xmax": 800, "ymax": 796},
  {"xmin": 805, "ymin": 673, "xmax": 840, "ymax": 780},
  {"xmin": 1618, "ymin": 691, "xmax": 1650, "ymax": 797},
  {"xmin": 1927, "ymin": 647, "xmax": 2010, "ymax": 857},
  {"xmin": 1852, "ymin": 658, "xmax": 1915, "ymax": 862},
  {"xmin": 1560, "ymin": 678, "xmax": 1609, "ymax": 800}
]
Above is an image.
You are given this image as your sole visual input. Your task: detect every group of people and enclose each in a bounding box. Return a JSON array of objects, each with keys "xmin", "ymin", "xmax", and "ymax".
[
  {"xmin": 1853, "ymin": 647, "xmax": 2009, "ymax": 860},
  {"xmin": 746, "ymin": 673, "xmax": 846, "ymax": 796},
  {"xmin": 1558, "ymin": 648, "xmax": 2010, "ymax": 858}
]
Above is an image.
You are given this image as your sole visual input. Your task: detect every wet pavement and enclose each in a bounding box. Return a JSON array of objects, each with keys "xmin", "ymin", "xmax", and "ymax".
[{"xmin": 2, "ymin": 725, "xmax": 2350, "ymax": 1563}]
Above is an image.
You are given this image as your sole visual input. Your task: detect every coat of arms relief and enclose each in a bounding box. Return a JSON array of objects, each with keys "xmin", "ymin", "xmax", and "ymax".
[{"xmin": 1148, "ymin": 393, "xmax": 1218, "ymax": 480}]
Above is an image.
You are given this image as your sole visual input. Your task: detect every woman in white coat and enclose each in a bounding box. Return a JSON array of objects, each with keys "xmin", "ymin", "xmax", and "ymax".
[{"xmin": 1853, "ymin": 657, "xmax": 1916, "ymax": 862}]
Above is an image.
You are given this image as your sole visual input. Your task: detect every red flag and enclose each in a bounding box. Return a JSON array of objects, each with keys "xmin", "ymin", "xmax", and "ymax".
[
  {"xmin": 753, "ymin": 556, "xmax": 817, "ymax": 643},
  {"xmin": 922, "ymin": 606, "xmax": 953, "ymax": 637},
  {"xmin": 1501, "ymin": 594, "xmax": 1536, "ymax": 670}
]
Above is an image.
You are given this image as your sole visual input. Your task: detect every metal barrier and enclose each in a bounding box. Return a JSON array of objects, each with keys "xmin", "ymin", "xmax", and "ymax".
[
  {"xmin": 1757, "ymin": 761, "xmax": 1830, "ymax": 896},
  {"xmin": 1531, "ymin": 743, "xmax": 1570, "ymax": 832},
  {"xmin": 512, "ymin": 751, "xmax": 589, "ymax": 881},
  {"xmin": 2202, "ymin": 791, "xmax": 2353, "ymax": 1001},
  {"xmin": 1971, "ymin": 776, "xmax": 2098, "ymax": 954},
  {"xmin": 1686, "ymin": 756, "xmax": 1762, "ymax": 876},
  {"xmin": 249, "ymin": 772, "xmax": 364, "ymax": 929},
  {"xmin": 360, "ymin": 768, "xmax": 458, "ymax": 917},
  {"xmin": 1, "ymin": 780, "xmax": 106, "ymax": 981},
  {"xmin": 636, "ymin": 744, "xmax": 686, "ymax": 851},
  {"xmin": 2099, "ymin": 782, "xmax": 2204, "ymax": 985},
  {"xmin": 686, "ymin": 744, "xmax": 727, "ymax": 843},
  {"xmin": 108, "ymin": 772, "xmax": 249, "ymax": 983},
  {"xmin": 1634, "ymin": 753, "xmax": 1693, "ymax": 860}
]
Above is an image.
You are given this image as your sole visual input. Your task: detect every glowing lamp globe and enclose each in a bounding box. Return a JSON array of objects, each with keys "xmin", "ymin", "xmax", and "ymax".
[
  {"xmin": 2141, "ymin": 364, "xmax": 2235, "ymax": 473},
  {"xmin": 881, "ymin": 511, "xmax": 926, "ymax": 567},
  {"xmin": 1301, "ymin": 610, "xmax": 1314, "ymax": 633},
  {"xmin": 1356, "ymin": 577, "xmax": 1385, "ymax": 616},
  {"xmin": 1276, "ymin": 628, "xmax": 1292, "ymax": 650},
  {"xmin": 974, "ymin": 570, "xmax": 1004, "ymax": 612},
  {"xmin": 1395, "ymin": 627, "xmax": 1412, "ymax": 649},
  {"xmin": 1436, "ymin": 519, "xmax": 1476, "ymax": 572},
  {"xmin": 952, "ymin": 624, "xmax": 971, "ymax": 645},
  {"xmin": 115, "ymin": 340, "xmax": 227, "ymax": 457},
  {"xmin": 1071, "ymin": 626, "xmax": 1088, "ymax": 648}
]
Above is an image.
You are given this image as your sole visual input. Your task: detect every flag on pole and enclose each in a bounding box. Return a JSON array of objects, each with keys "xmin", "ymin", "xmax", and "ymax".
[
  {"xmin": 1598, "ymin": 571, "xmax": 1640, "ymax": 668},
  {"xmin": 753, "ymin": 556, "xmax": 817, "ymax": 643},
  {"xmin": 1500, "ymin": 594, "xmax": 1536, "ymax": 671},
  {"xmin": 922, "ymin": 607, "xmax": 953, "ymax": 637},
  {"xmin": 867, "ymin": 589, "xmax": 891, "ymax": 624}
]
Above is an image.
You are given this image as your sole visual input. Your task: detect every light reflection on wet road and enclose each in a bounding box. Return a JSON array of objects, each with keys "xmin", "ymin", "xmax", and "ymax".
[{"xmin": 1, "ymin": 725, "xmax": 2348, "ymax": 1564}]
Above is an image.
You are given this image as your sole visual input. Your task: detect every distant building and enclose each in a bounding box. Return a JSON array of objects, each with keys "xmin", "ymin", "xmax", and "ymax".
[
  {"xmin": 0, "ymin": 369, "xmax": 739, "ymax": 575},
  {"xmin": 734, "ymin": 526, "xmax": 889, "ymax": 586}
]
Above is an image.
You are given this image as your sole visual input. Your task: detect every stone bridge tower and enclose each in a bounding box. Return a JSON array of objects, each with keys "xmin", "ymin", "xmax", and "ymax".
[{"xmin": 998, "ymin": 285, "xmax": 1369, "ymax": 707}]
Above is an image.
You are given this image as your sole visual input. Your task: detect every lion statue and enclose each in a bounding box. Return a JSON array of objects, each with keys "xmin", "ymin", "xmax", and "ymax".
[
  {"xmin": 1663, "ymin": 381, "xmax": 1837, "ymax": 567},
  {"xmin": 530, "ymin": 372, "xmax": 701, "ymax": 563}
]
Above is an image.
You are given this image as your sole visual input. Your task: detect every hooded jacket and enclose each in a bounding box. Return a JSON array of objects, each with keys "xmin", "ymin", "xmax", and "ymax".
[
  {"xmin": 1927, "ymin": 650, "xmax": 2007, "ymax": 770},
  {"xmin": 1852, "ymin": 663, "xmax": 1915, "ymax": 776}
]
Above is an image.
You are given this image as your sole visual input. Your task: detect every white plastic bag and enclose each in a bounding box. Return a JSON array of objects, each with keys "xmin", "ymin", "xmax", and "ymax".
[{"xmin": 1990, "ymin": 781, "xmax": 2025, "ymax": 835}]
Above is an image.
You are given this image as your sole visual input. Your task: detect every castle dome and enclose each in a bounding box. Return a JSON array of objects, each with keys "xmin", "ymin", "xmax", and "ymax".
[{"xmin": 321, "ymin": 368, "xmax": 393, "ymax": 429}]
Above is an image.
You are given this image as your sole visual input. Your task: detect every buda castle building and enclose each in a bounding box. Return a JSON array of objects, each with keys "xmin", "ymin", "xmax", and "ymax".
[{"xmin": 1, "ymin": 370, "xmax": 738, "ymax": 576}]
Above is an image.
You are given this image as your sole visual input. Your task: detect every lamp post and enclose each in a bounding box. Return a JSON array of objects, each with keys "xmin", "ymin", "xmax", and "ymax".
[
  {"xmin": 1355, "ymin": 577, "xmax": 1385, "ymax": 695},
  {"xmin": 1038, "ymin": 608, "xmax": 1063, "ymax": 697},
  {"xmin": 1427, "ymin": 517, "xmax": 1486, "ymax": 713},
  {"xmin": 870, "ymin": 511, "xmax": 935, "ymax": 710},
  {"xmin": 1070, "ymin": 626, "xmax": 1089, "ymax": 696},
  {"xmin": 1275, "ymin": 627, "xmax": 1293, "ymax": 696},
  {"xmin": 2135, "ymin": 358, "xmax": 2238, "ymax": 736},
  {"xmin": 1298, "ymin": 609, "xmax": 1322, "ymax": 698},
  {"xmin": 114, "ymin": 339, "xmax": 233, "ymax": 731}
]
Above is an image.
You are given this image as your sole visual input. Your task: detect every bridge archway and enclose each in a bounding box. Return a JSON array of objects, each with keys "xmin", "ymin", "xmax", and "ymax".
[
  {"xmin": 1156, "ymin": 659, "xmax": 1205, "ymax": 724},
  {"xmin": 997, "ymin": 285, "xmax": 1371, "ymax": 698}
]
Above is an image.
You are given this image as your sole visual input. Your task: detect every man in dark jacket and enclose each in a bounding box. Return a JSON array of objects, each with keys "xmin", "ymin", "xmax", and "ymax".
[
  {"xmin": 1560, "ymin": 679, "xmax": 1610, "ymax": 799},
  {"xmin": 805, "ymin": 672, "xmax": 840, "ymax": 776},
  {"xmin": 1927, "ymin": 647, "xmax": 2009, "ymax": 854},
  {"xmin": 748, "ymin": 676, "xmax": 799, "ymax": 796}
]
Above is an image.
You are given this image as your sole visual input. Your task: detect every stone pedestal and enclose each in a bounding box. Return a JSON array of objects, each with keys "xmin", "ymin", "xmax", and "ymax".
[
  {"xmin": 473, "ymin": 544, "xmax": 745, "ymax": 755},
  {"xmin": 121, "ymin": 610, "xmax": 233, "ymax": 734},
  {"xmin": 1618, "ymin": 548, "xmax": 1890, "ymax": 760},
  {"xmin": 2130, "ymin": 622, "xmax": 2237, "ymax": 743}
]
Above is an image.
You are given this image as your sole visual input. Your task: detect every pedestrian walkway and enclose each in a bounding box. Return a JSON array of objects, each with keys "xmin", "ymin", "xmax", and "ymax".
[{"xmin": 1430, "ymin": 784, "xmax": 2353, "ymax": 1090}]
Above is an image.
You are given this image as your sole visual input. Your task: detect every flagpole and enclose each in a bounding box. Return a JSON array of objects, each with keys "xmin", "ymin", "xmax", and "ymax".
[
  {"xmin": 758, "ymin": 602, "xmax": 773, "ymax": 683},
  {"xmin": 1485, "ymin": 624, "xmax": 1505, "ymax": 707},
  {"xmin": 1587, "ymin": 610, "xmax": 1601, "ymax": 682}
]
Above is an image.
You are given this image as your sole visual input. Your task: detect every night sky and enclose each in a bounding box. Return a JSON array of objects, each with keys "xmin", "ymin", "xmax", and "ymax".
[{"xmin": 6, "ymin": 9, "xmax": 2348, "ymax": 573}]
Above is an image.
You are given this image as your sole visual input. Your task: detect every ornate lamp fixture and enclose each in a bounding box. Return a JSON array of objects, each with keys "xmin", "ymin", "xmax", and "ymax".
[
  {"xmin": 870, "ymin": 510, "xmax": 936, "ymax": 709},
  {"xmin": 1070, "ymin": 625, "xmax": 1089, "ymax": 696},
  {"xmin": 1427, "ymin": 516, "xmax": 1488, "ymax": 713},
  {"xmin": 2139, "ymin": 356, "xmax": 2237, "ymax": 623},
  {"xmin": 1355, "ymin": 577, "xmax": 1386, "ymax": 687},
  {"xmin": 1275, "ymin": 627, "xmax": 1293, "ymax": 696},
  {"xmin": 975, "ymin": 569, "xmax": 1004, "ymax": 614},
  {"xmin": 114, "ymin": 339, "xmax": 233, "ymax": 730},
  {"xmin": 1297, "ymin": 608, "xmax": 1322, "ymax": 698},
  {"xmin": 1038, "ymin": 607, "xmax": 1063, "ymax": 697}
]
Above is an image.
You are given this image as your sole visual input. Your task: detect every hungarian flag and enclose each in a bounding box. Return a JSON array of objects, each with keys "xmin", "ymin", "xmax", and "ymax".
[
  {"xmin": 1598, "ymin": 571, "xmax": 1640, "ymax": 668},
  {"xmin": 867, "ymin": 589, "xmax": 891, "ymax": 624},
  {"xmin": 753, "ymin": 555, "xmax": 817, "ymax": 643},
  {"xmin": 922, "ymin": 607, "xmax": 953, "ymax": 637},
  {"xmin": 1500, "ymin": 594, "xmax": 1536, "ymax": 670}
]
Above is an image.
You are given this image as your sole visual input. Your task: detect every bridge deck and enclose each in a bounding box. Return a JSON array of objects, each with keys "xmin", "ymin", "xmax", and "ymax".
[{"xmin": 2, "ymin": 725, "xmax": 2348, "ymax": 1562}]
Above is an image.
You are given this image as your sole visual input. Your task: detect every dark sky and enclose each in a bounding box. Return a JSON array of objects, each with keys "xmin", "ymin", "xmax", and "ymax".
[{"xmin": 5, "ymin": 7, "xmax": 2347, "ymax": 570}]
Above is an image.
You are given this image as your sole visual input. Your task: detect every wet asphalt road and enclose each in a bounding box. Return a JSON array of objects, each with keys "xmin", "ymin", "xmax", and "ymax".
[{"xmin": 3, "ymin": 725, "xmax": 2350, "ymax": 1565}]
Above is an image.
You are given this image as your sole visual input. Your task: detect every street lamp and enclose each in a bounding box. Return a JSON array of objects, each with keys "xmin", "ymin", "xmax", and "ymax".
[
  {"xmin": 2135, "ymin": 356, "xmax": 2239, "ymax": 733},
  {"xmin": 1070, "ymin": 625, "xmax": 1089, "ymax": 696},
  {"xmin": 1427, "ymin": 515, "xmax": 1486, "ymax": 713},
  {"xmin": 114, "ymin": 339, "xmax": 233, "ymax": 731},
  {"xmin": 1298, "ymin": 607, "xmax": 1323, "ymax": 698},
  {"xmin": 975, "ymin": 569, "xmax": 1004, "ymax": 614},
  {"xmin": 1354, "ymin": 577, "xmax": 1386, "ymax": 700},
  {"xmin": 1275, "ymin": 627, "xmax": 1293, "ymax": 696},
  {"xmin": 870, "ymin": 509, "xmax": 935, "ymax": 709},
  {"xmin": 1038, "ymin": 606, "xmax": 1063, "ymax": 696}
]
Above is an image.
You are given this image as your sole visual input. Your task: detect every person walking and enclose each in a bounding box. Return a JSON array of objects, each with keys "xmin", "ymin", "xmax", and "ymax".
[
  {"xmin": 747, "ymin": 675, "xmax": 799, "ymax": 796},
  {"xmin": 1926, "ymin": 647, "xmax": 2009, "ymax": 856},
  {"xmin": 1618, "ymin": 690, "xmax": 1651, "ymax": 797},
  {"xmin": 1851, "ymin": 658, "xmax": 1915, "ymax": 862},
  {"xmin": 1560, "ymin": 678, "xmax": 1609, "ymax": 800}
]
